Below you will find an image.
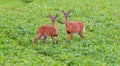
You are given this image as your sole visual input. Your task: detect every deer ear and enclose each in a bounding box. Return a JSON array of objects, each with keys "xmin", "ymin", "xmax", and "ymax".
[
  {"xmin": 68, "ymin": 10, "xmax": 71, "ymax": 14},
  {"xmin": 62, "ymin": 10, "xmax": 65, "ymax": 14},
  {"xmin": 56, "ymin": 14, "xmax": 58, "ymax": 18},
  {"xmin": 49, "ymin": 15, "xmax": 51, "ymax": 18}
]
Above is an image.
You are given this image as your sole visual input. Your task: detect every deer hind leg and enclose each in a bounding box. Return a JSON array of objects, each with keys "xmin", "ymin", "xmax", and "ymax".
[
  {"xmin": 34, "ymin": 34, "xmax": 42, "ymax": 45},
  {"xmin": 78, "ymin": 31, "xmax": 84, "ymax": 38},
  {"xmin": 42, "ymin": 36, "xmax": 47, "ymax": 44}
]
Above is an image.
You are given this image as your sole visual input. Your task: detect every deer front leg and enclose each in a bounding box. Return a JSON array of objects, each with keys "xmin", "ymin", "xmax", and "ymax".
[
  {"xmin": 70, "ymin": 34, "xmax": 73, "ymax": 40},
  {"xmin": 67, "ymin": 31, "xmax": 72, "ymax": 41},
  {"xmin": 43, "ymin": 36, "xmax": 47, "ymax": 44},
  {"xmin": 69, "ymin": 34, "xmax": 72, "ymax": 40},
  {"xmin": 55, "ymin": 35, "xmax": 59, "ymax": 44},
  {"xmin": 51, "ymin": 36, "xmax": 55, "ymax": 44},
  {"xmin": 67, "ymin": 33, "xmax": 72, "ymax": 41}
]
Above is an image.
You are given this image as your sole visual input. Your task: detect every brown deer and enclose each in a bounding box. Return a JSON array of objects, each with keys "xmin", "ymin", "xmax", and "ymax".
[
  {"xmin": 62, "ymin": 10, "xmax": 85, "ymax": 41},
  {"xmin": 34, "ymin": 14, "xmax": 59, "ymax": 45}
]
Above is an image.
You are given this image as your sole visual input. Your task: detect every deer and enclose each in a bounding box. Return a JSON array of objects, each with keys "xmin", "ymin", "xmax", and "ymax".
[
  {"xmin": 34, "ymin": 14, "xmax": 59, "ymax": 45},
  {"xmin": 62, "ymin": 10, "xmax": 85, "ymax": 41}
]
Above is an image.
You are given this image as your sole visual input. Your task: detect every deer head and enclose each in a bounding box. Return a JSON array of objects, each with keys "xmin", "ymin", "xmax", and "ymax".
[
  {"xmin": 62, "ymin": 10, "xmax": 71, "ymax": 18},
  {"xmin": 49, "ymin": 14, "xmax": 58, "ymax": 22}
]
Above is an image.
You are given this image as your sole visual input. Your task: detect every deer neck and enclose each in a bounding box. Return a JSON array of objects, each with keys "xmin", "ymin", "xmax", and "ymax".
[
  {"xmin": 52, "ymin": 22, "xmax": 56, "ymax": 27},
  {"xmin": 65, "ymin": 18, "xmax": 69, "ymax": 24}
]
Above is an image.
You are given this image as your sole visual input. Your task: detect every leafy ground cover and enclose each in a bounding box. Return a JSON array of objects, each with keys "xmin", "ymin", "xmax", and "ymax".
[{"xmin": 0, "ymin": 0, "xmax": 120, "ymax": 66}]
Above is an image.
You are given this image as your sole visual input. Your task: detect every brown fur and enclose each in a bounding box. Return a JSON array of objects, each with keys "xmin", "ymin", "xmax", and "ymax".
[
  {"xmin": 34, "ymin": 15, "xmax": 59, "ymax": 45},
  {"xmin": 62, "ymin": 10, "xmax": 85, "ymax": 41}
]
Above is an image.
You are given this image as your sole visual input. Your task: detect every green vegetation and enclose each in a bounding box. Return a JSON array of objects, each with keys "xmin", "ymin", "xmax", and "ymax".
[{"xmin": 0, "ymin": 0, "xmax": 120, "ymax": 66}]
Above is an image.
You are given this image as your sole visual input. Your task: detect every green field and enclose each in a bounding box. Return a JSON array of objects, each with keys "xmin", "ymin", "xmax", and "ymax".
[{"xmin": 0, "ymin": 0, "xmax": 120, "ymax": 66}]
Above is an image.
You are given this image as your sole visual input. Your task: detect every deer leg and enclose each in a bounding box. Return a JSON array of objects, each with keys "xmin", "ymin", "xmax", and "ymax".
[
  {"xmin": 42, "ymin": 36, "xmax": 47, "ymax": 44},
  {"xmin": 67, "ymin": 34, "xmax": 72, "ymax": 41},
  {"xmin": 51, "ymin": 36, "xmax": 55, "ymax": 44},
  {"xmin": 67, "ymin": 31, "xmax": 72, "ymax": 41},
  {"xmin": 55, "ymin": 35, "xmax": 59, "ymax": 44},
  {"xmin": 78, "ymin": 31, "xmax": 84, "ymax": 38},
  {"xmin": 34, "ymin": 34, "xmax": 42, "ymax": 45},
  {"xmin": 70, "ymin": 34, "xmax": 73, "ymax": 40}
]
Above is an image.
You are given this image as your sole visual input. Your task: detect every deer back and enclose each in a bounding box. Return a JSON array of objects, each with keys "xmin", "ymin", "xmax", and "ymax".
[
  {"xmin": 39, "ymin": 25, "xmax": 58, "ymax": 36},
  {"xmin": 66, "ymin": 22, "xmax": 81, "ymax": 33}
]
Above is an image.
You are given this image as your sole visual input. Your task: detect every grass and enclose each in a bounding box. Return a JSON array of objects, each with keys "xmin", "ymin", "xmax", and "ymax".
[{"xmin": 0, "ymin": 0, "xmax": 120, "ymax": 66}]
